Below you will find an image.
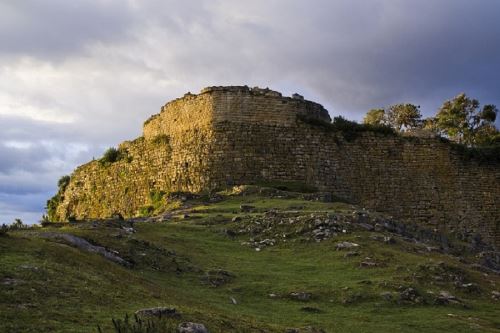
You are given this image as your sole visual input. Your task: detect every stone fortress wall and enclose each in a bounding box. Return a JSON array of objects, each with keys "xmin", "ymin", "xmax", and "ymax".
[{"xmin": 55, "ymin": 86, "xmax": 500, "ymax": 247}]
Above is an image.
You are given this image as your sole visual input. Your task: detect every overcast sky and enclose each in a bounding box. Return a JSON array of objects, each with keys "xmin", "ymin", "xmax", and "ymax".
[{"xmin": 1, "ymin": 0, "xmax": 499, "ymax": 224}]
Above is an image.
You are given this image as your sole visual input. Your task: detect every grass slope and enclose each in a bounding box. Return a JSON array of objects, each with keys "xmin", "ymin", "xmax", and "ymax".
[{"xmin": 1, "ymin": 187, "xmax": 499, "ymax": 332}]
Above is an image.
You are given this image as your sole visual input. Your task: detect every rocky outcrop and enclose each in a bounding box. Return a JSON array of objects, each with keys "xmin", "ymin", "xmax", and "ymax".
[{"xmin": 53, "ymin": 86, "xmax": 500, "ymax": 248}]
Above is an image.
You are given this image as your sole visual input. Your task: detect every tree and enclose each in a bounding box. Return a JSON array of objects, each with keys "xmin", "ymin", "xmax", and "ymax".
[
  {"xmin": 363, "ymin": 108, "xmax": 386, "ymax": 126},
  {"xmin": 435, "ymin": 93, "xmax": 498, "ymax": 145},
  {"xmin": 386, "ymin": 103, "xmax": 422, "ymax": 131}
]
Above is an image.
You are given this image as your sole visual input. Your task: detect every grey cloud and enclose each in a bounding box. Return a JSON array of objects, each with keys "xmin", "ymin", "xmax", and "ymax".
[
  {"xmin": 1, "ymin": 0, "xmax": 500, "ymax": 223},
  {"xmin": 0, "ymin": 0, "xmax": 135, "ymax": 59}
]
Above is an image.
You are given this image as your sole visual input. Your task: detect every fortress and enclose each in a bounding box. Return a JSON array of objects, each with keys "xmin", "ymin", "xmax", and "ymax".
[{"xmin": 53, "ymin": 86, "xmax": 499, "ymax": 248}]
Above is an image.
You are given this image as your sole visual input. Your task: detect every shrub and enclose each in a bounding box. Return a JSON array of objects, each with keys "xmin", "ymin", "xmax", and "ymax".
[
  {"xmin": 0, "ymin": 224, "xmax": 8, "ymax": 236},
  {"xmin": 152, "ymin": 134, "xmax": 170, "ymax": 145},
  {"xmin": 57, "ymin": 175, "xmax": 71, "ymax": 191},
  {"xmin": 138, "ymin": 205, "xmax": 154, "ymax": 217},
  {"xmin": 297, "ymin": 114, "xmax": 396, "ymax": 141},
  {"xmin": 101, "ymin": 147, "xmax": 120, "ymax": 164}
]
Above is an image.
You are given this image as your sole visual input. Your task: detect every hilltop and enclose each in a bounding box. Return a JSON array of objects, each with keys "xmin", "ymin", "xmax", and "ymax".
[
  {"xmin": 2, "ymin": 184, "xmax": 500, "ymax": 332},
  {"xmin": 47, "ymin": 86, "xmax": 499, "ymax": 249}
]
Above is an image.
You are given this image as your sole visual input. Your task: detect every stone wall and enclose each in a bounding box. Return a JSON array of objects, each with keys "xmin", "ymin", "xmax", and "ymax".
[{"xmin": 55, "ymin": 86, "xmax": 500, "ymax": 248}]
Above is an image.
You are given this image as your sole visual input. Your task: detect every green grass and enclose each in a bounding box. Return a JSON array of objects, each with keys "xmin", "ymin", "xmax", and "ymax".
[{"xmin": 1, "ymin": 192, "xmax": 499, "ymax": 332}]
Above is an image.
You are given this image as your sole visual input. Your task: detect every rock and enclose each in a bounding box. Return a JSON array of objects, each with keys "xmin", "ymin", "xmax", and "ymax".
[
  {"xmin": 285, "ymin": 327, "xmax": 325, "ymax": 333},
  {"xmin": 177, "ymin": 322, "xmax": 208, "ymax": 333},
  {"xmin": 344, "ymin": 251, "xmax": 360, "ymax": 258},
  {"xmin": 259, "ymin": 239, "xmax": 276, "ymax": 246},
  {"xmin": 357, "ymin": 223, "xmax": 374, "ymax": 231},
  {"xmin": 399, "ymin": 287, "xmax": 420, "ymax": 303},
  {"xmin": 38, "ymin": 233, "xmax": 130, "ymax": 266},
  {"xmin": 231, "ymin": 216, "xmax": 242, "ymax": 223},
  {"xmin": 122, "ymin": 226, "xmax": 135, "ymax": 234},
  {"xmin": 230, "ymin": 296, "xmax": 237, "ymax": 305},
  {"xmin": 360, "ymin": 261, "xmax": 378, "ymax": 268},
  {"xmin": 111, "ymin": 212, "xmax": 124, "ymax": 220},
  {"xmin": 240, "ymin": 204, "xmax": 256, "ymax": 212},
  {"xmin": 380, "ymin": 292, "xmax": 393, "ymax": 301},
  {"xmin": 290, "ymin": 292, "xmax": 312, "ymax": 301},
  {"xmin": 456, "ymin": 282, "xmax": 481, "ymax": 294},
  {"xmin": 268, "ymin": 293, "xmax": 278, "ymax": 298},
  {"xmin": 135, "ymin": 307, "xmax": 178, "ymax": 318},
  {"xmin": 202, "ymin": 269, "xmax": 233, "ymax": 287},
  {"xmin": 335, "ymin": 241, "xmax": 360, "ymax": 250},
  {"xmin": 208, "ymin": 194, "xmax": 223, "ymax": 203},
  {"xmin": 1, "ymin": 278, "xmax": 20, "ymax": 286},
  {"xmin": 491, "ymin": 291, "xmax": 500, "ymax": 301},
  {"xmin": 384, "ymin": 236, "xmax": 396, "ymax": 244},
  {"xmin": 435, "ymin": 291, "xmax": 460, "ymax": 305}
]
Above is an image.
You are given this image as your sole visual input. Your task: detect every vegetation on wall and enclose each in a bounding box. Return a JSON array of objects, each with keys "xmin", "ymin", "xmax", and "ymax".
[
  {"xmin": 99, "ymin": 147, "xmax": 132, "ymax": 165},
  {"xmin": 297, "ymin": 114, "xmax": 396, "ymax": 141},
  {"xmin": 46, "ymin": 175, "xmax": 71, "ymax": 221}
]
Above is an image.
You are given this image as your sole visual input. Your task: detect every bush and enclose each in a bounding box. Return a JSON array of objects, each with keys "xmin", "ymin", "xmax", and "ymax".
[
  {"xmin": 297, "ymin": 114, "xmax": 396, "ymax": 141},
  {"xmin": 0, "ymin": 219, "xmax": 30, "ymax": 235},
  {"xmin": 0, "ymin": 224, "xmax": 8, "ymax": 236},
  {"xmin": 101, "ymin": 147, "xmax": 120, "ymax": 164},
  {"xmin": 152, "ymin": 134, "xmax": 170, "ymax": 145},
  {"xmin": 57, "ymin": 175, "xmax": 71, "ymax": 191},
  {"xmin": 450, "ymin": 142, "xmax": 500, "ymax": 163}
]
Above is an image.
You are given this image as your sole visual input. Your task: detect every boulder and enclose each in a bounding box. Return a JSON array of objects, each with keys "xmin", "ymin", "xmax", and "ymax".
[
  {"xmin": 335, "ymin": 241, "xmax": 359, "ymax": 250},
  {"xmin": 135, "ymin": 307, "xmax": 178, "ymax": 318},
  {"xmin": 290, "ymin": 292, "xmax": 312, "ymax": 301},
  {"xmin": 178, "ymin": 322, "xmax": 208, "ymax": 333}
]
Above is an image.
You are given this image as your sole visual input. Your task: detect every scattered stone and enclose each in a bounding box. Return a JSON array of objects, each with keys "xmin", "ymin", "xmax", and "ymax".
[
  {"xmin": 19, "ymin": 264, "xmax": 39, "ymax": 271},
  {"xmin": 344, "ymin": 251, "xmax": 360, "ymax": 258},
  {"xmin": 290, "ymin": 292, "xmax": 312, "ymax": 301},
  {"xmin": 177, "ymin": 322, "xmax": 208, "ymax": 333},
  {"xmin": 231, "ymin": 216, "xmax": 242, "ymax": 223},
  {"xmin": 456, "ymin": 282, "xmax": 481, "ymax": 294},
  {"xmin": 435, "ymin": 291, "xmax": 461, "ymax": 305},
  {"xmin": 285, "ymin": 326, "xmax": 325, "ymax": 333},
  {"xmin": 230, "ymin": 296, "xmax": 237, "ymax": 305},
  {"xmin": 491, "ymin": 291, "xmax": 500, "ymax": 301},
  {"xmin": 240, "ymin": 204, "xmax": 255, "ymax": 213},
  {"xmin": 122, "ymin": 226, "xmax": 135, "ymax": 234},
  {"xmin": 201, "ymin": 269, "xmax": 233, "ymax": 287},
  {"xmin": 357, "ymin": 223, "xmax": 374, "ymax": 231},
  {"xmin": 359, "ymin": 260, "xmax": 378, "ymax": 268},
  {"xmin": 335, "ymin": 242, "xmax": 359, "ymax": 250},
  {"xmin": 1, "ymin": 278, "xmax": 20, "ymax": 286},
  {"xmin": 268, "ymin": 293, "xmax": 278, "ymax": 298},
  {"xmin": 135, "ymin": 307, "xmax": 178, "ymax": 318},
  {"xmin": 208, "ymin": 193, "xmax": 223, "ymax": 203},
  {"xmin": 380, "ymin": 291, "xmax": 393, "ymax": 301},
  {"xmin": 399, "ymin": 287, "xmax": 421, "ymax": 303}
]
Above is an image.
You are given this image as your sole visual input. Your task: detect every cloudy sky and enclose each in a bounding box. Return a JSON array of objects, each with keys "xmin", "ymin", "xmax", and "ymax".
[{"xmin": 1, "ymin": 0, "xmax": 499, "ymax": 224}]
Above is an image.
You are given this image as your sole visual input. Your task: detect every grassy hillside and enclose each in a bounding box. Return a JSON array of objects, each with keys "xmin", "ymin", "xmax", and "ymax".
[{"xmin": 1, "ymin": 186, "xmax": 499, "ymax": 332}]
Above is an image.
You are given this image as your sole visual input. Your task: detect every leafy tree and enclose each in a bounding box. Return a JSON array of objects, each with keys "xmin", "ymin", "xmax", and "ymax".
[
  {"xmin": 386, "ymin": 103, "xmax": 422, "ymax": 131},
  {"xmin": 363, "ymin": 108, "xmax": 386, "ymax": 126},
  {"xmin": 435, "ymin": 93, "xmax": 498, "ymax": 145}
]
